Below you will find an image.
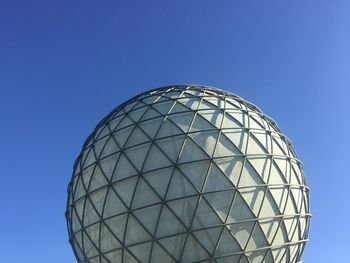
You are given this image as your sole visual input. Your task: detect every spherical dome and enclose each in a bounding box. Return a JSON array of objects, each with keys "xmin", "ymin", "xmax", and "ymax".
[{"xmin": 66, "ymin": 85, "xmax": 310, "ymax": 263}]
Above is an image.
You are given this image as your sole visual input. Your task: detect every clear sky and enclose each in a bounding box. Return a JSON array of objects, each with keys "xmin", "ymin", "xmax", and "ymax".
[{"xmin": 1, "ymin": 1, "xmax": 349, "ymax": 262}]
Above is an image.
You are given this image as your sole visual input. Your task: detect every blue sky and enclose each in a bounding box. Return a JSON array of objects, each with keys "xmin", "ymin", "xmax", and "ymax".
[{"xmin": 1, "ymin": 1, "xmax": 349, "ymax": 262}]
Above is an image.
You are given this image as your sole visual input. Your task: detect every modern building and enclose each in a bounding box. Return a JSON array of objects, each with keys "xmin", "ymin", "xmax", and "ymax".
[{"xmin": 66, "ymin": 85, "xmax": 311, "ymax": 263}]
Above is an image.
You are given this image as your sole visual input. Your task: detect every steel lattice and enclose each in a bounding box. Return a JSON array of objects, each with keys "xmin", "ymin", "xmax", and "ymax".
[{"xmin": 66, "ymin": 85, "xmax": 310, "ymax": 263}]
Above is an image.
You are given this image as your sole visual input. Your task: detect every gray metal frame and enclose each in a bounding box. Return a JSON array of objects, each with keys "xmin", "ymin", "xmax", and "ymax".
[{"xmin": 66, "ymin": 85, "xmax": 311, "ymax": 263}]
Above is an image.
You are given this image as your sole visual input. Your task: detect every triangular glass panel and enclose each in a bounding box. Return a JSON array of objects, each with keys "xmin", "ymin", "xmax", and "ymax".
[
  {"xmin": 203, "ymin": 164, "xmax": 233, "ymax": 192},
  {"xmin": 216, "ymin": 255, "xmax": 242, "ymax": 263},
  {"xmin": 190, "ymin": 114, "xmax": 216, "ymax": 132},
  {"xmin": 228, "ymin": 221, "xmax": 255, "ymax": 249},
  {"xmin": 246, "ymin": 132, "xmax": 267, "ymax": 155},
  {"xmin": 215, "ymin": 157, "xmax": 243, "ymax": 186},
  {"xmin": 169, "ymin": 101, "xmax": 189, "ymax": 114},
  {"xmin": 125, "ymin": 127, "xmax": 150, "ymax": 148},
  {"xmin": 74, "ymin": 198, "xmax": 85, "ymax": 224},
  {"xmin": 99, "ymin": 153, "xmax": 120, "ymax": 181},
  {"xmin": 133, "ymin": 204, "xmax": 161, "ymax": 234},
  {"xmin": 152, "ymin": 100, "xmax": 174, "ymax": 115},
  {"xmin": 190, "ymin": 130, "xmax": 219, "ymax": 157},
  {"xmin": 166, "ymin": 168, "xmax": 197, "ymax": 200},
  {"xmin": 131, "ymin": 178, "xmax": 161, "ymax": 209},
  {"xmin": 222, "ymin": 111, "xmax": 243, "ymax": 129},
  {"xmin": 178, "ymin": 138, "xmax": 208, "ymax": 163},
  {"xmin": 167, "ymin": 196, "xmax": 198, "ymax": 228},
  {"xmin": 158, "ymin": 234, "xmax": 187, "ymax": 261},
  {"xmin": 181, "ymin": 234, "xmax": 210, "ymax": 262},
  {"xmin": 150, "ymin": 243, "xmax": 176, "ymax": 263},
  {"xmin": 143, "ymin": 144, "xmax": 172, "ymax": 172},
  {"xmin": 83, "ymin": 224, "xmax": 100, "ymax": 258},
  {"xmin": 113, "ymin": 126, "xmax": 133, "ymax": 149},
  {"xmin": 127, "ymin": 107, "xmax": 147, "ymax": 123},
  {"xmin": 193, "ymin": 226, "xmax": 223, "ymax": 255},
  {"xmin": 226, "ymin": 193, "xmax": 255, "ymax": 223},
  {"xmin": 200, "ymin": 109, "xmax": 224, "ymax": 128},
  {"xmin": 247, "ymin": 156, "xmax": 271, "ymax": 183},
  {"xmin": 117, "ymin": 115, "xmax": 134, "ymax": 129},
  {"xmin": 143, "ymin": 167, "xmax": 173, "ymax": 199},
  {"xmin": 82, "ymin": 146, "xmax": 96, "ymax": 167},
  {"xmin": 259, "ymin": 217, "xmax": 280, "ymax": 245},
  {"xmin": 89, "ymin": 187, "xmax": 108, "ymax": 217},
  {"xmin": 214, "ymin": 227, "xmax": 241, "ymax": 257},
  {"xmin": 140, "ymin": 107, "xmax": 162, "ymax": 121},
  {"xmin": 214, "ymin": 133, "xmax": 241, "ymax": 157},
  {"xmin": 95, "ymin": 124, "xmax": 110, "ymax": 140},
  {"xmin": 203, "ymin": 190, "xmax": 235, "ymax": 221},
  {"xmin": 100, "ymin": 136, "xmax": 120, "ymax": 158},
  {"xmin": 93, "ymin": 136, "xmax": 109, "ymax": 159},
  {"xmin": 104, "ymin": 214, "xmax": 127, "ymax": 242},
  {"xmin": 112, "ymin": 153, "xmax": 138, "ymax": 182},
  {"xmin": 81, "ymin": 164, "xmax": 95, "ymax": 190},
  {"xmin": 84, "ymin": 198, "xmax": 100, "ymax": 225},
  {"xmin": 192, "ymin": 198, "xmax": 222, "ymax": 229},
  {"xmin": 108, "ymin": 115, "xmax": 123, "ymax": 132},
  {"xmin": 156, "ymin": 206, "xmax": 186, "ymax": 238},
  {"xmin": 123, "ymin": 250, "xmax": 140, "ymax": 263},
  {"xmin": 259, "ymin": 191, "xmax": 279, "ymax": 218},
  {"xmin": 238, "ymin": 159, "xmax": 264, "ymax": 187},
  {"xmin": 125, "ymin": 214, "xmax": 151, "ymax": 245},
  {"xmin": 269, "ymin": 159, "xmax": 287, "ymax": 185},
  {"xmin": 74, "ymin": 176, "xmax": 87, "ymax": 201},
  {"xmin": 167, "ymin": 111, "xmax": 195, "ymax": 133},
  {"xmin": 156, "ymin": 135, "xmax": 185, "ymax": 162},
  {"xmin": 104, "ymin": 249, "xmax": 122, "ymax": 262},
  {"xmin": 138, "ymin": 118, "xmax": 162, "ymax": 139},
  {"xmin": 239, "ymin": 187, "xmax": 266, "ymax": 216},
  {"xmin": 156, "ymin": 118, "xmax": 183, "ymax": 139},
  {"xmin": 100, "ymin": 223, "xmax": 122, "ymax": 253},
  {"xmin": 177, "ymin": 96, "xmax": 200, "ymax": 110},
  {"xmin": 222, "ymin": 129, "xmax": 248, "ymax": 153},
  {"xmin": 177, "ymin": 160, "xmax": 210, "ymax": 190},
  {"xmin": 103, "ymin": 188, "xmax": 127, "ymax": 218},
  {"xmin": 89, "ymin": 164, "xmax": 108, "ymax": 192},
  {"xmin": 124, "ymin": 143, "xmax": 152, "ymax": 171},
  {"xmin": 128, "ymin": 242, "xmax": 152, "ymax": 263},
  {"xmin": 246, "ymin": 223, "xmax": 268, "ymax": 251},
  {"xmin": 247, "ymin": 249, "xmax": 268, "ymax": 263},
  {"xmin": 113, "ymin": 177, "xmax": 137, "ymax": 208}
]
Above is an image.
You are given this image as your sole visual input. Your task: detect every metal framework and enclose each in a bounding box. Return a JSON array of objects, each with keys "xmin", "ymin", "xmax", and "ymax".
[{"xmin": 66, "ymin": 85, "xmax": 311, "ymax": 263}]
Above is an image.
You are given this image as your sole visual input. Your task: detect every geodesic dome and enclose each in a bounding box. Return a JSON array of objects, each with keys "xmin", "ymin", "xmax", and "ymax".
[{"xmin": 66, "ymin": 85, "xmax": 310, "ymax": 263}]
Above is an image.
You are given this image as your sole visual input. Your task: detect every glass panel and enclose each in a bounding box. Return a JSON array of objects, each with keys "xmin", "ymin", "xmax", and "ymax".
[
  {"xmin": 192, "ymin": 198, "xmax": 222, "ymax": 229},
  {"xmin": 178, "ymin": 138, "xmax": 208, "ymax": 163},
  {"xmin": 214, "ymin": 227, "xmax": 241, "ymax": 257},
  {"xmin": 89, "ymin": 187, "xmax": 108, "ymax": 216},
  {"xmin": 143, "ymin": 167, "xmax": 173, "ymax": 199},
  {"xmin": 177, "ymin": 160, "xmax": 210, "ymax": 190},
  {"xmin": 133, "ymin": 204, "xmax": 161, "ymax": 234},
  {"xmin": 166, "ymin": 169, "xmax": 197, "ymax": 200},
  {"xmin": 113, "ymin": 177, "xmax": 137, "ymax": 207},
  {"xmin": 168, "ymin": 111, "xmax": 195, "ymax": 132},
  {"xmin": 167, "ymin": 196, "xmax": 198, "ymax": 228},
  {"xmin": 159, "ymin": 234, "xmax": 187, "ymax": 260},
  {"xmin": 222, "ymin": 129, "xmax": 248, "ymax": 153},
  {"xmin": 104, "ymin": 214, "xmax": 127, "ymax": 241},
  {"xmin": 239, "ymin": 187, "xmax": 266, "ymax": 216},
  {"xmin": 227, "ymin": 194, "xmax": 255, "ymax": 223},
  {"xmin": 181, "ymin": 235, "xmax": 210, "ymax": 262},
  {"xmin": 89, "ymin": 164, "xmax": 108, "ymax": 192},
  {"xmin": 123, "ymin": 142, "xmax": 152, "ymax": 171},
  {"xmin": 156, "ymin": 135, "xmax": 185, "ymax": 163},
  {"xmin": 143, "ymin": 144, "xmax": 172, "ymax": 172},
  {"xmin": 203, "ymin": 190, "xmax": 235, "ymax": 221},
  {"xmin": 191, "ymin": 114, "xmax": 215, "ymax": 132},
  {"xmin": 104, "ymin": 249, "xmax": 122, "ymax": 262},
  {"xmin": 128, "ymin": 242, "xmax": 152, "ymax": 262},
  {"xmin": 216, "ymin": 157, "xmax": 244, "ymax": 186},
  {"xmin": 190, "ymin": 130, "xmax": 218, "ymax": 157},
  {"xmin": 112, "ymin": 153, "xmax": 138, "ymax": 182},
  {"xmin": 156, "ymin": 118, "xmax": 184, "ymax": 139},
  {"xmin": 125, "ymin": 214, "xmax": 150, "ymax": 245},
  {"xmin": 103, "ymin": 188, "xmax": 127, "ymax": 218},
  {"xmin": 84, "ymin": 198, "xmax": 100, "ymax": 225},
  {"xmin": 150, "ymin": 243, "xmax": 176, "ymax": 263},
  {"xmin": 193, "ymin": 226, "xmax": 222, "ymax": 254},
  {"xmin": 156, "ymin": 206, "xmax": 186, "ymax": 237},
  {"xmin": 100, "ymin": 223, "xmax": 121, "ymax": 252},
  {"xmin": 131, "ymin": 178, "xmax": 161, "ymax": 209},
  {"xmin": 99, "ymin": 153, "xmax": 120, "ymax": 181},
  {"xmin": 138, "ymin": 117, "xmax": 163, "ymax": 139},
  {"xmin": 124, "ymin": 127, "xmax": 150, "ymax": 148},
  {"xmin": 228, "ymin": 222, "xmax": 255, "ymax": 249},
  {"xmin": 203, "ymin": 164, "xmax": 233, "ymax": 192},
  {"xmin": 200, "ymin": 110, "xmax": 224, "ymax": 128}
]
